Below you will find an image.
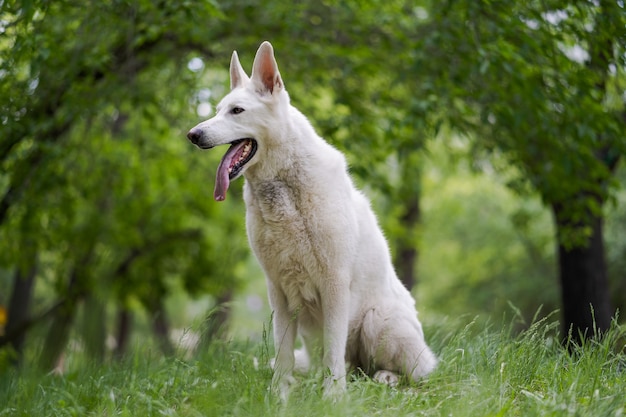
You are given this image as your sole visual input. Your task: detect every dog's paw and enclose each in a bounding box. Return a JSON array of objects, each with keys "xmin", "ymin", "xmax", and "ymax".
[
  {"xmin": 322, "ymin": 376, "xmax": 346, "ymax": 401},
  {"xmin": 271, "ymin": 374, "xmax": 296, "ymax": 402},
  {"xmin": 373, "ymin": 370, "xmax": 399, "ymax": 387}
]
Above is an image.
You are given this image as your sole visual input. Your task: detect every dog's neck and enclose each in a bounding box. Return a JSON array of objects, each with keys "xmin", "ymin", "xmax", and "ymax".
[{"xmin": 243, "ymin": 105, "xmax": 322, "ymax": 183}]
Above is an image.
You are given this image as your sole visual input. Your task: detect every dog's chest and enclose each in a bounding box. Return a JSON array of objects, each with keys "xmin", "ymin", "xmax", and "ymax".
[{"xmin": 245, "ymin": 179, "xmax": 325, "ymax": 312}]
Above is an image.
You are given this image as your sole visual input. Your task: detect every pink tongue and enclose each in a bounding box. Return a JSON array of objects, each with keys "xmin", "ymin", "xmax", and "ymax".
[{"xmin": 214, "ymin": 141, "xmax": 247, "ymax": 201}]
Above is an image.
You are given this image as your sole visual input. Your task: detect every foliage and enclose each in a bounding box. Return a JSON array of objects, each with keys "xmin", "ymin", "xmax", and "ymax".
[
  {"xmin": 412, "ymin": 0, "xmax": 626, "ymax": 244},
  {"xmin": 0, "ymin": 0, "xmax": 247, "ymax": 362},
  {"xmin": 418, "ymin": 140, "xmax": 558, "ymax": 322},
  {"xmin": 605, "ymin": 165, "xmax": 626, "ymax": 315},
  {"xmin": 410, "ymin": 0, "xmax": 625, "ymax": 338},
  {"xmin": 1, "ymin": 317, "xmax": 624, "ymax": 416},
  {"xmin": 1, "ymin": 0, "xmax": 625, "ymax": 370}
]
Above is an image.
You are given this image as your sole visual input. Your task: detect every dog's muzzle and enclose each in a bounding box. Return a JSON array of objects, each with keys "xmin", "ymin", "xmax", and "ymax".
[{"xmin": 187, "ymin": 128, "xmax": 204, "ymax": 146}]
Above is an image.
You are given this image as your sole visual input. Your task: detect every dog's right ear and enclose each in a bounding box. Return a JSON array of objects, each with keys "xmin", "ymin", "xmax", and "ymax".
[
  {"xmin": 230, "ymin": 51, "xmax": 249, "ymax": 90},
  {"xmin": 251, "ymin": 41, "xmax": 283, "ymax": 96}
]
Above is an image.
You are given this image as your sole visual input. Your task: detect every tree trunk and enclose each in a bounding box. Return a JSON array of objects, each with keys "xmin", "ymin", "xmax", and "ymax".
[
  {"xmin": 39, "ymin": 307, "xmax": 75, "ymax": 372},
  {"xmin": 1, "ymin": 263, "xmax": 37, "ymax": 365},
  {"xmin": 38, "ymin": 301, "xmax": 79, "ymax": 371},
  {"xmin": 201, "ymin": 290, "xmax": 233, "ymax": 349},
  {"xmin": 552, "ymin": 204, "xmax": 613, "ymax": 345},
  {"xmin": 152, "ymin": 303, "xmax": 175, "ymax": 356},
  {"xmin": 394, "ymin": 153, "xmax": 422, "ymax": 291},
  {"xmin": 38, "ymin": 260, "xmax": 88, "ymax": 371},
  {"xmin": 396, "ymin": 195, "xmax": 420, "ymax": 290},
  {"xmin": 81, "ymin": 294, "xmax": 107, "ymax": 363},
  {"xmin": 113, "ymin": 306, "xmax": 132, "ymax": 359}
]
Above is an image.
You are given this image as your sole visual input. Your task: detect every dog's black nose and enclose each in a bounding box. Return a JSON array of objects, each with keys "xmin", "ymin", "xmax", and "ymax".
[{"xmin": 187, "ymin": 129, "xmax": 201, "ymax": 145}]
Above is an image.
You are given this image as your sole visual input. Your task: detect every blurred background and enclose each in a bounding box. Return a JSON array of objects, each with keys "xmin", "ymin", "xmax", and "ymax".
[{"xmin": 1, "ymin": 0, "xmax": 624, "ymax": 370}]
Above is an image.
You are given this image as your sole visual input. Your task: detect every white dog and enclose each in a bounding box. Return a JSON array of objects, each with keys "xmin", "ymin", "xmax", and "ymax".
[{"xmin": 187, "ymin": 41, "xmax": 437, "ymax": 399}]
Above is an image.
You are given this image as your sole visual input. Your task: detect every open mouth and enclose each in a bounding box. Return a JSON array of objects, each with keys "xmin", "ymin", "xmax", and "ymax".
[{"xmin": 214, "ymin": 138, "xmax": 257, "ymax": 201}]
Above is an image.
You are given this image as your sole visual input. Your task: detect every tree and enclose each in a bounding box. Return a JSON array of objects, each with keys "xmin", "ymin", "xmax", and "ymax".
[
  {"xmin": 0, "ymin": 0, "xmax": 248, "ymax": 367},
  {"xmin": 413, "ymin": 0, "xmax": 625, "ymax": 342}
]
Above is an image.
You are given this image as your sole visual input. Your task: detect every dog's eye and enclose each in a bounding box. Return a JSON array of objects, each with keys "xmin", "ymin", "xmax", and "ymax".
[{"xmin": 231, "ymin": 107, "xmax": 245, "ymax": 115}]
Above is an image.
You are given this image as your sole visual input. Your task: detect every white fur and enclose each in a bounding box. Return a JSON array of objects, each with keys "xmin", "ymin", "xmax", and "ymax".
[{"xmin": 188, "ymin": 41, "xmax": 437, "ymax": 399}]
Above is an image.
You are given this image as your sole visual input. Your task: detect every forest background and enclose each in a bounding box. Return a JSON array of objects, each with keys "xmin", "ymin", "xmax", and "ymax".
[{"xmin": 0, "ymin": 0, "xmax": 625, "ymax": 371}]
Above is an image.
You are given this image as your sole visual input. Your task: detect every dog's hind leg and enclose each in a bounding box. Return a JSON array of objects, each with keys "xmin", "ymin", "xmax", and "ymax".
[
  {"xmin": 361, "ymin": 307, "xmax": 437, "ymax": 384},
  {"xmin": 393, "ymin": 318, "xmax": 438, "ymax": 382}
]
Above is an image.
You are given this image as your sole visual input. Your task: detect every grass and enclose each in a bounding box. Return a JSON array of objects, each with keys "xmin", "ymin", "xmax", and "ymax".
[{"xmin": 1, "ymin": 316, "xmax": 624, "ymax": 417}]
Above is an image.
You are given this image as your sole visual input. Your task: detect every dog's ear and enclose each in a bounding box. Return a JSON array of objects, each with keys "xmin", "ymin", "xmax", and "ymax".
[
  {"xmin": 251, "ymin": 41, "xmax": 283, "ymax": 95},
  {"xmin": 230, "ymin": 51, "xmax": 249, "ymax": 90}
]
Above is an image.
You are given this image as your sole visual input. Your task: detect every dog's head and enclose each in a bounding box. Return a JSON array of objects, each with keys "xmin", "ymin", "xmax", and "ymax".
[{"xmin": 187, "ymin": 41, "xmax": 286, "ymax": 201}]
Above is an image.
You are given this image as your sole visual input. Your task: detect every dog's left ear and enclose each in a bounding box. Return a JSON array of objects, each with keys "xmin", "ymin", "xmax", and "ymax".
[
  {"xmin": 251, "ymin": 41, "xmax": 283, "ymax": 95},
  {"xmin": 230, "ymin": 51, "xmax": 250, "ymax": 90}
]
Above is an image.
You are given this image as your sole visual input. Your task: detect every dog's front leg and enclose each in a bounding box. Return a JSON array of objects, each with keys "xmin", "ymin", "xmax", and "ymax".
[
  {"xmin": 321, "ymin": 278, "xmax": 350, "ymax": 398},
  {"xmin": 268, "ymin": 282, "xmax": 297, "ymax": 401}
]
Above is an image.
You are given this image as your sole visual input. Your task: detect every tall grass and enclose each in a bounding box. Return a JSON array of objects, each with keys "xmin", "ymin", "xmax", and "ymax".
[{"xmin": 1, "ymin": 316, "xmax": 624, "ymax": 416}]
